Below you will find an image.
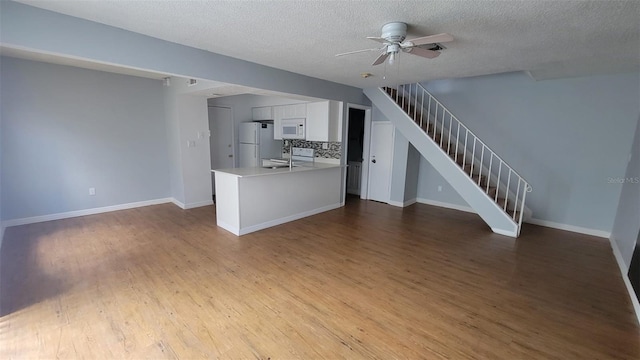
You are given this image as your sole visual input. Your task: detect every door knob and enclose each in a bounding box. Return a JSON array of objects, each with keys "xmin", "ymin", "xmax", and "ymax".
[
  {"xmin": 228, "ymin": 155, "xmax": 233, "ymax": 158},
  {"xmin": 372, "ymin": 159, "xmax": 377, "ymax": 163}
]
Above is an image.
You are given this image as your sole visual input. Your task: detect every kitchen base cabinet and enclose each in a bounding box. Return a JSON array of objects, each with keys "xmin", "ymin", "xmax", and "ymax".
[{"xmin": 213, "ymin": 165, "xmax": 343, "ymax": 235}]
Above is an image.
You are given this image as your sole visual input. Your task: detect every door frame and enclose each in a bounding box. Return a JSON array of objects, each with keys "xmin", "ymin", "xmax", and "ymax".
[
  {"xmin": 343, "ymin": 103, "xmax": 372, "ymax": 202},
  {"xmin": 207, "ymin": 105, "xmax": 235, "ymax": 196},
  {"xmin": 207, "ymin": 105, "xmax": 235, "ymax": 166}
]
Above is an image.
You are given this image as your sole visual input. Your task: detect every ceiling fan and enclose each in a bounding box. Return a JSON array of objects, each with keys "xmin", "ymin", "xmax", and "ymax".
[{"xmin": 336, "ymin": 22, "xmax": 453, "ymax": 66}]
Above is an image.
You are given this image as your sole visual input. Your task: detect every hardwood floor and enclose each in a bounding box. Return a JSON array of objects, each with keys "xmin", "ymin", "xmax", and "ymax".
[{"xmin": 1, "ymin": 198, "xmax": 638, "ymax": 359}]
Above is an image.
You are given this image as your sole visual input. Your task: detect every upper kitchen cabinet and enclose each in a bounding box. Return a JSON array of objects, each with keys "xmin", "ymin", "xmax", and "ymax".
[
  {"xmin": 306, "ymin": 101, "xmax": 343, "ymax": 142},
  {"xmin": 252, "ymin": 106, "xmax": 273, "ymax": 120},
  {"xmin": 282, "ymin": 103, "xmax": 306, "ymax": 118},
  {"xmin": 273, "ymin": 103, "xmax": 307, "ymax": 140}
]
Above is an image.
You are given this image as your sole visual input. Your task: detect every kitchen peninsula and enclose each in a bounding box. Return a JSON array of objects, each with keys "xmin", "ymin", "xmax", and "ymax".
[{"xmin": 213, "ymin": 162, "xmax": 343, "ymax": 236}]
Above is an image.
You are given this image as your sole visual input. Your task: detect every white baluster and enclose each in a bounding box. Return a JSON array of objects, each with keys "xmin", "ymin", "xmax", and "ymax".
[
  {"xmin": 439, "ymin": 110, "xmax": 445, "ymax": 147},
  {"xmin": 486, "ymin": 153, "xmax": 493, "ymax": 193},
  {"xmin": 455, "ymin": 123, "xmax": 460, "ymax": 161},
  {"xmin": 447, "ymin": 114, "xmax": 453, "ymax": 155},
  {"xmin": 420, "ymin": 90, "xmax": 425, "ymax": 129},
  {"xmin": 513, "ymin": 179, "xmax": 521, "ymax": 220},
  {"xmin": 427, "ymin": 96, "xmax": 432, "ymax": 134},
  {"xmin": 479, "ymin": 145, "xmax": 485, "ymax": 186},
  {"xmin": 504, "ymin": 169, "xmax": 511, "ymax": 211},
  {"xmin": 495, "ymin": 161, "xmax": 502, "ymax": 202},
  {"xmin": 471, "ymin": 137, "xmax": 477, "ymax": 178},
  {"xmin": 463, "ymin": 131, "xmax": 468, "ymax": 169}
]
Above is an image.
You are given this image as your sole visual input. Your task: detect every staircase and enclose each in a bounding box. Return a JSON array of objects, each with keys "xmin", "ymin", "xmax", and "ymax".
[{"xmin": 363, "ymin": 83, "xmax": 532, "ymax": 237}]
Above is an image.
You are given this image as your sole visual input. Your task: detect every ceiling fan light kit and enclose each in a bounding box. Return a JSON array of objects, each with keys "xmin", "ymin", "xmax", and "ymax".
[{"xmin": 336, "ymin": 21, "xmax": 454, "ymax": 67}]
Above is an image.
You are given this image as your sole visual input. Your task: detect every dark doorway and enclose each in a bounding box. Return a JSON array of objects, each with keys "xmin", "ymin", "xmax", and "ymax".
[{"xmin": 346, "ymin": 107, "xmax": 365, "ymax": 198}]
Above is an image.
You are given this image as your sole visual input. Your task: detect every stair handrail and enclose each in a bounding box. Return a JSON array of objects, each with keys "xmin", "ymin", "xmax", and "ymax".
[{"xmin": 385, "ymin": 83, "xmax": 532, "ymax": 234}]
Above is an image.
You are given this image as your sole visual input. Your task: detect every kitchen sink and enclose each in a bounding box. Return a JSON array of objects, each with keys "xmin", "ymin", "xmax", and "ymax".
[
  {"xmin": 264, "ymin": 164, "xmax": 299, "ymax": 169},
  {"xmin": 262, "ymin": 158, "xmax": 299, "ymax": 169}
]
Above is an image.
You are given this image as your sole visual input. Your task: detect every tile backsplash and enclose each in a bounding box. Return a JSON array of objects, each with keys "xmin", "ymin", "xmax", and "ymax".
[{"xmin": 283, "ymin": 140, "xmax": 341, "ymax": 159}]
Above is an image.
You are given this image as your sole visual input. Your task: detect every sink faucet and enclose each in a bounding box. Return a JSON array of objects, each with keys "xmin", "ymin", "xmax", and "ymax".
[{"xmin": 289, "ymin": 145, "xmax": 293, "ymax": 170}]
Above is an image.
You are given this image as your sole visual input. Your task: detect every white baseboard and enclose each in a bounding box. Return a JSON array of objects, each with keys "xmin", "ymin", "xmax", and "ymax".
[
  {"xmin": 610, "ymin": 236, "xmax": 640, "ymax": 325},
  {"xmin": 388, "ymin": 198, "xmax": 417, "ymax": 208},
  {"xmin": 172, "ymin": 199, "xmax": 214, "ymax": 210},
  {"xmin": 491, "ymin": 227, "xmax": 518, "ymax": 238},
  {"xmin": 415, "ymin": 198, "xmax": 611, "ymax": 239},
  {"xmin": 416, "ymin": 198, "xmax": 517, "ymax": 237},
  {"xmin": 171, "ymin": 198, "xmax": 186, "ymax": 209},
  {"xmin": 1, "ymin": 198, "xmax": 174, "ymax": 228},
  {"xmin": 416, "ymin": 198, "xmax": 475, "ymax": 213},
  {"xmin": 188, "ymin": 200, "xmax": 214, "ymax": 209},
  {"xmin": 219, "ymin": 202, "xmax": 343, "ymax": 236},
  {"xmin": 526, "ymin": 218, "xmax": 611, "ymax": 239},
  {"xmin": 216, "ymin": 220, "xmax": 239, "ymax": 236}
]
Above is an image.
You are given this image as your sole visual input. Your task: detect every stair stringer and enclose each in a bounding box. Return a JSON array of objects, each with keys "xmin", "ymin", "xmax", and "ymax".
[{"xmin": 364, "ymin": 87, "xmax": 518, "ymax": 237}]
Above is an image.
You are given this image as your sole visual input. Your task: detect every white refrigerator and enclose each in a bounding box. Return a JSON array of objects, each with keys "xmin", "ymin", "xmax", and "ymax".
[{"xmin": 239, "ymin": 122, "xmax": 283, "ymax": 167}]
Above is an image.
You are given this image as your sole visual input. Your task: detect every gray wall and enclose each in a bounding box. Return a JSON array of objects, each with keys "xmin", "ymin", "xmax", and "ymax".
[
  {"xmin": 418, "ymin": 71, "xmax": 640, "ymax": 232},
  {"xmin": 417, "ymin": 159, "xmax": 468, "ymax": 207},
  {"xmin": 404, "ymin": 144, "xmax": 420, "ymax": 202},
  {"xmin": 0, "ymin": 57, "xmax": 170, "ymax": 220},
  {"xmin": 611, "ymin": 116, "xmax": 640, "ymax": 269},
  {"xmin": 0, "ymin": 62, "xmax": 3, "ymax": 242},
  {"xmin": 164, "ymin": 84, "xmax": 186, "ymax": 204},
  {"xmin": 164, "ymin": 79, "xmax": 211, "ymax": 207},
  {"xmin": 0, "ymin": 1, "xmax": 366, "ymax": 106}
]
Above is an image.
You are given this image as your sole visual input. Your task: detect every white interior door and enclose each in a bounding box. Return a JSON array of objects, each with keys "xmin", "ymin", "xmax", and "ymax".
[
  {"xmin": 367, "ymin": 122, "xmax": 394, "ymax": 203},
  {"xmin": 209, "ymin": 106, "xmax": 234, "ymax": 195}
]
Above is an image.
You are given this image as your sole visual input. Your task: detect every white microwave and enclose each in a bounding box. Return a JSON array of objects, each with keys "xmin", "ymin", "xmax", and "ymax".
[{"xmin": 281, "ymin": 118, "xmax": 305, "ymax": 139}]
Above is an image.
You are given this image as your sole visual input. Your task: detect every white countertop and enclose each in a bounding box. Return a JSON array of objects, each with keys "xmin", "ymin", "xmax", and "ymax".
[{"xmin": 212, "ymin": 162, "xmax": 343, "ymax": 178}]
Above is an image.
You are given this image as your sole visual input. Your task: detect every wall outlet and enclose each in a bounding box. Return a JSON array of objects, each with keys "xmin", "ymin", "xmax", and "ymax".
[
  {"xmin": 322, "ymin": 143, "xmax": 329, "ymax": 150},
  {"xmin": 437, "ymin": 185, "xmax": 442, "ymax": 192},
  {"xmin": 89, "ymin": 187, "xmax": 96, "ymax": 196},
  {"xmin": 187, "ymin": 140, "xmax": 196, "ymax": 148}
]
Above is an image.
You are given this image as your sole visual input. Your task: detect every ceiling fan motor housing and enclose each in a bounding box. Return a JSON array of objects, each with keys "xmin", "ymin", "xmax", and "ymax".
[{"xmin": 381, "ymin": 22, "xmax": 407, "ymax": 43}]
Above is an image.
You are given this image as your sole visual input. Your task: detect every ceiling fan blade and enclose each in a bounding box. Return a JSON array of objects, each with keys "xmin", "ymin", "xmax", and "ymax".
[
  {"xmin": 367, "ymin": 36, "xmax": 388, "ymax": 44},
  {"xmin": 406, "ymin": 33, "xmax": 454, "ymax": 46},
  {"xmin": 335, "ymin": 47, "xmax": 382, "ymax": 57},
  {"xmin": 372, "ymin": 52, "xmax": 390, "ymax": 66},
  {"xmin": 405, "ymin": 46, "xmax": 440, "ymax": 59}
]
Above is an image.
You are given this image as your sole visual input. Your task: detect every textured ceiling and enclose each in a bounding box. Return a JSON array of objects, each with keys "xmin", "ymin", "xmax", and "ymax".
[{"xmin": 11, "ymin": 0, "xmax": 640, "ymax": 89}]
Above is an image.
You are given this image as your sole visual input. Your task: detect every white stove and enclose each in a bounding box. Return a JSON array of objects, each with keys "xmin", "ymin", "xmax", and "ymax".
[
  {"xmin": 291, "ymin": 147, "xmax": 314, "ymax": 162},
  {"xmin": 261, "ymin": 147, "xmax": 314, "ymax": 168}
]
